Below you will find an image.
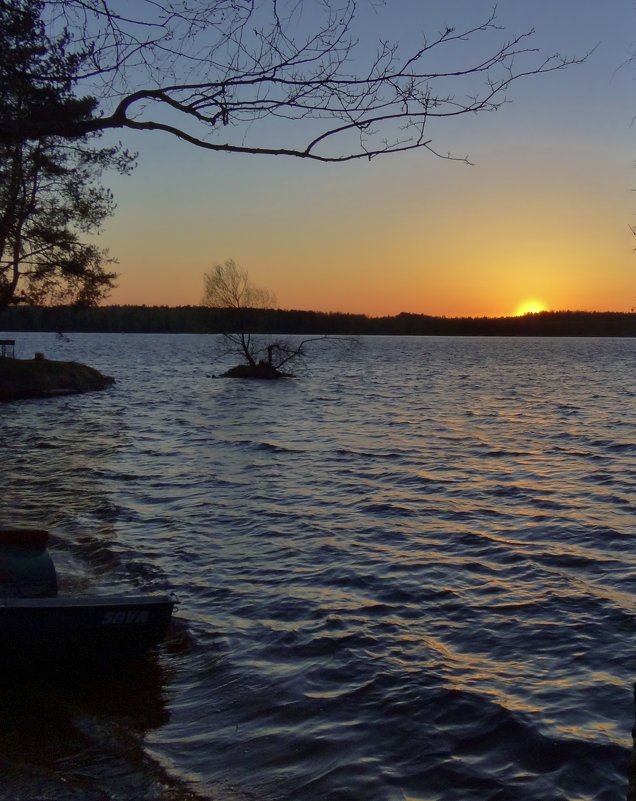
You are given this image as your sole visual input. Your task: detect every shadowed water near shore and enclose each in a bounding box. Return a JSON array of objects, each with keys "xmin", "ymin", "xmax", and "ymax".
[
  {"xmin": 0, "ymin": 332, "xmax": 634, "ymax": 801},
  {"xmin": 0, "ymin": 658, "xmax": 177, "ymax": 800}
]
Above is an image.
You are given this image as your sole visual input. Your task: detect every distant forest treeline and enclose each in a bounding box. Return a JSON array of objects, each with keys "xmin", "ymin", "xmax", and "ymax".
[{"xmin": 0, "ymin": 306, "xmax": 635, "ymax": 337}]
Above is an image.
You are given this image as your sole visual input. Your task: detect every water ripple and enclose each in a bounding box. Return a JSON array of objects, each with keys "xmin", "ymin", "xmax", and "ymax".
[{"xmin": 1, "ymin": 333, "xmax": 634, "ymax": 801}]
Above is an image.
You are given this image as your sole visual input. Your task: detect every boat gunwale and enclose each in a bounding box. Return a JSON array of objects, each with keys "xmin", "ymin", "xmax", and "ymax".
[{"xmin": 0, "ymin": 594, "xmax": 175, "ymax": 609}]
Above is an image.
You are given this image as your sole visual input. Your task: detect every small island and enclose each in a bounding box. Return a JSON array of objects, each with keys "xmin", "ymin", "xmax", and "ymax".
[
  {"xmin": 0, "ymin": 356, "xmax": 114, "ymax": 401},
  {"xmin": 222, "ymin": 363, "xmax": 292, "ymax": 379}
]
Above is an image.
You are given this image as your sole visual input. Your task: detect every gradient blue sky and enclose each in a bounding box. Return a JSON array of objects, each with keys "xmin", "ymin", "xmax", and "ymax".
[{"xmin": 98, "ymin": 1, "xmax": 636, "ymax": 316}]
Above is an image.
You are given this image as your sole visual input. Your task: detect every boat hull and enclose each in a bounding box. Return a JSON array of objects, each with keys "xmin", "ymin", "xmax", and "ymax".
[{"xmin": 0, "ymin": 595, "xmax": 175, "ymax": 665}]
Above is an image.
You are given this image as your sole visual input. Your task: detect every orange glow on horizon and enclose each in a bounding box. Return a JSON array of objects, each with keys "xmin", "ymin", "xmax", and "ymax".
[
  {"xmin": 102, "ymin": 130, "xmax": 633, "ymax": 319},
  {"xmin": 513, "ymin": 299, "xmax": 548, "ymax": 317}
]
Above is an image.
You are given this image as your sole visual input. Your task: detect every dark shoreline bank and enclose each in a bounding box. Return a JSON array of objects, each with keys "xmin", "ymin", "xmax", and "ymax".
[{"xmin": 0, "ymin": 357, "xmax": 114, "ymax": 402}]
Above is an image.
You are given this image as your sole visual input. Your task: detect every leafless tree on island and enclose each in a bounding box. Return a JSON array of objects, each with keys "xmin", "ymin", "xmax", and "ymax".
[{"xmin": 202, "ymin": 259, "xmax": 349, "ymax": 377}]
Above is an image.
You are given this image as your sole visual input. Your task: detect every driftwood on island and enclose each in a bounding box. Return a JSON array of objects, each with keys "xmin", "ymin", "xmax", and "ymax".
[{"xmin": 0, "ymin": 357, "xmax": 114, "ymax": 401}]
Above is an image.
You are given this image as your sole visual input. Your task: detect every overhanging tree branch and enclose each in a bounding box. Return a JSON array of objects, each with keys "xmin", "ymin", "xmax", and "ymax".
[{"xmin": 2, "ymin": 1, "xmax": 585, "ymax": 162}]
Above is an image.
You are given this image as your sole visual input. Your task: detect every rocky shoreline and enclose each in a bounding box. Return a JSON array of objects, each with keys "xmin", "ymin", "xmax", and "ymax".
[{"xmin": 0, "ymin": 357, "xmax": 114, "ymax": 401}]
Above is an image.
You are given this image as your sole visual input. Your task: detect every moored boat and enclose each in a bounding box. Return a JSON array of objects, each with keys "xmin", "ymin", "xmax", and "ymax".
[{"xmin": 0, "ymin": 527, "xmax": 175, "ymax": 665}]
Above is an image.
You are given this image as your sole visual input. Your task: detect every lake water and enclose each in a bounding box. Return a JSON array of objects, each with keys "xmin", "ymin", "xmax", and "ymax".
[{"xmin": 0, "ymin": 332, "xmax": 635, "ymax": 801}]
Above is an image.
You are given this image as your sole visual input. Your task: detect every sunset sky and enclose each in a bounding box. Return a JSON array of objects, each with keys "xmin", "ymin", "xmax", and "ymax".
[{"xmin": 98, "ymin": 1, "xmax": 636, "ymax": 317}]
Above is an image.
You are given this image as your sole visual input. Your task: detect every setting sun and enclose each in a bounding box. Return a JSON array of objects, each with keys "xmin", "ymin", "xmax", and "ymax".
[{"xmin": 514, "ymin": 299, "xmax": 547, "ymax": 316}]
